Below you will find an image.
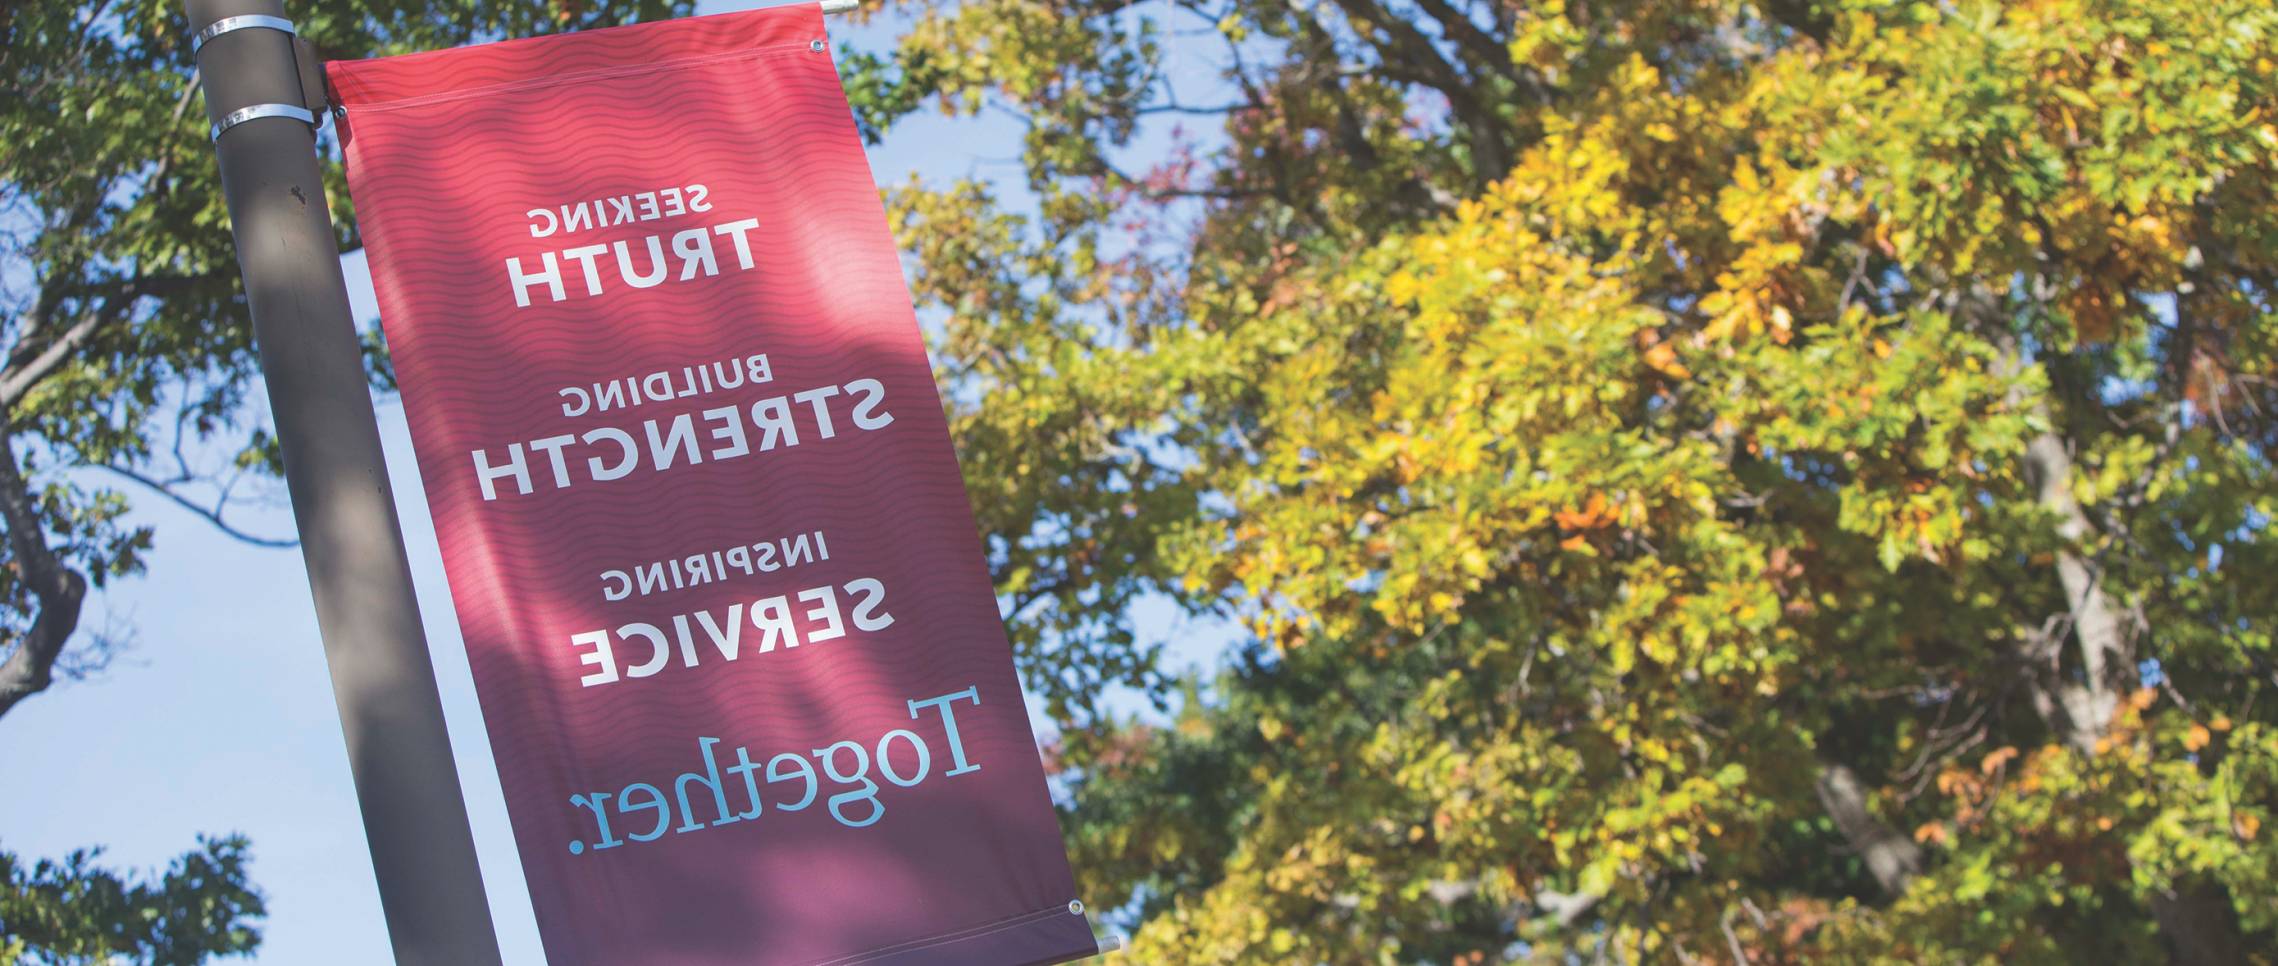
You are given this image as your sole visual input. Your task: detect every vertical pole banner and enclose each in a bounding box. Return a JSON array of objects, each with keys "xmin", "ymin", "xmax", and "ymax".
[{"xmin": 325, "ymin": 6, "xmax": 1099, "ymax": 966}]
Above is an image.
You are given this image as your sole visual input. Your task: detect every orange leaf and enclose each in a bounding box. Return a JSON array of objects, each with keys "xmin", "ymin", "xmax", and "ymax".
[
  {"xmin": 1980, "ymin": 746, "xmax": 2019, "ymax": 774},
  {"xmin": 2185, "ymin": 724, "xmax": 2212, "ymax": 752},
  {"xmin": 1554, "ymin": 492, "xmax": 1614, "ymax": 531},
  {"xmin": 1644, "ymin": 342, "xmax": 1691, "ymax": 379}
]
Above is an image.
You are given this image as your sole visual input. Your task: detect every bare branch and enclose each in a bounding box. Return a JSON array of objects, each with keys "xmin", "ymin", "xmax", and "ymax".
[
  {"xmin": 1720, "ymin": 912, "xmax": 1751, "ymax": 966},
  {"xmin": 91, "ymin": 461, "xmax": 298, "ymax": 548},
  {"xmin": 1409, "ymin": 0, "xmax": 1534, "ymax": 95},
  {"xmin": 1322, "ymin": 0, "xmax": 1510, "ymax": 182}
]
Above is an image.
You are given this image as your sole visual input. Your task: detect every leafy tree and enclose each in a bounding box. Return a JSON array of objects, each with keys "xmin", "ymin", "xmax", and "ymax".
[
  {"xmin": 0, "ymin": 0, "xmax": 689, "ymax": 716},
  {"xmin": 0, "ymin": 837, "xmax": 262, "ymax": 966},
  {"xmin": 855, "ymin": 0, "xmax": 2278, "ymax": 960},
  {"xmin": 0, "ymin": 1, "xmax": 679, "ymax": 962}
]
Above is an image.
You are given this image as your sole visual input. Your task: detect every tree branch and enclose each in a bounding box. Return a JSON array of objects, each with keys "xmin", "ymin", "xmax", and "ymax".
[
  {"xmin": 0, "ymin": 273, "xmax": 224, "ymax": 410},
  {"xmin": 1322, "ymin": 0, "xmax": 1511, "ymax": 183},
  {"xmin": 90, "ymin": 462, "xmax": 297, "ymax": 548},
  {"xmin": 0, "ymin": 299, "xmax": 119, "ymax": 409},
  {"xmin": 1813, "ymin": 759, "xmax": 1922, "ymax": 895},
  {"xmin": 1409, "ymin": 0, "xmax": 1535, "ymax": 96},
  {"xmin": 0, "ymin": 437, "xmax": 88, "ymax": 721}
]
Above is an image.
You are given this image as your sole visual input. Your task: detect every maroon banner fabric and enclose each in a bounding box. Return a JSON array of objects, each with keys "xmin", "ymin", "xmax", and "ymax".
[{"xmin": 325, "ymin": 7, "xmax": 1096, "ymax": 966}]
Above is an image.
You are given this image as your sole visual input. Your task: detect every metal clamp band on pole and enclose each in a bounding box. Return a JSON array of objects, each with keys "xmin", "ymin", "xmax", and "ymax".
[
  {"xmin": 187, "ymin": 0, "xmax": 508, "ymax": 963},
  {"xmin": 192, "ymin": 13, "xmax": 294, "ymax": 52},
  {"xmin": 820, "ymin": 0, "xmax": 859, "ymax": 13},
  {"xmin": 210, "ymin": 102, "xmax": 315, "ymax": 142}
]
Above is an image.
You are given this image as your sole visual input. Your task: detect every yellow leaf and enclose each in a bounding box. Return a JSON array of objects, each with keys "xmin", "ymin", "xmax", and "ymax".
[
  {"xmin": 2185, "ymin": 724, "xmax": 2211, "ymax": 752},
  {"xmin": 2235, "ymin": 813, "xmax": 2260, "ymax": 841}
]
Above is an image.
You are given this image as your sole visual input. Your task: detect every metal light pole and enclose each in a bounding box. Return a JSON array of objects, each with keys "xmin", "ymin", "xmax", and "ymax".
[{"xmin": 187, "ymin": 2, "xmax": 507, "ymax": 964}]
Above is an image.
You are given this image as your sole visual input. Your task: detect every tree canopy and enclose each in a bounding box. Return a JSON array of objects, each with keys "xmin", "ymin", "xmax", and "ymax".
[
  {"xmin": 11, "ymin": 0, "xmax": 2277, "ymax": 961},
  {"xmin": 852, "ymin": 0, "xmax": 2278, "ymax": 960},
  {"xmin": 0, "ymin": 0, "xmax": 691, "ymax": 721},
  {"xmin": 2, "ymin": 2, "xmax": 682, "ymax": 963},
  {"xmin": 0, "ymin": 837, "xmax": 262, "ymax": 966}
]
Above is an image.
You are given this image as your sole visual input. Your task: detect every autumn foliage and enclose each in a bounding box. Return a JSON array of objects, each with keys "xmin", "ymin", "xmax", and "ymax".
[{"xmin": 854, "ymin": 0, "xmax": 2276, "ymax": 960}]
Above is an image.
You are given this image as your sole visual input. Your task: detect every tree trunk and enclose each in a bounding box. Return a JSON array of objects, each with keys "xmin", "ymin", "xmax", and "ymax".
[
  {"xmin": 1972, "ymin": 293, "xmax": 2132, "ymax": 752},
  {"xmin": 1813, "ymin": 760, "xmax": 1921, "ymax": 895},
  {"xmin": 2151, "ymin": 885, "xmax": 2250, "ymax": 966},
  {"xmin": 2020, "ymin": 429, "xmax": 2130, "ymax": 751},
  {"xmin": 0, "ymin": 438, "xmax": 89, "ymax": 720}
]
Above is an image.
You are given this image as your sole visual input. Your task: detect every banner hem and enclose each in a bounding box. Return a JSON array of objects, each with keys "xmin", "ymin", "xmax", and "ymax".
[
  {"xmin": 336, "ymin": 41, "xmax": 815, "ymax": 113},
  {"xmin": 801, "ymin": 903, "xmax": 1094, "ymax": 966}
]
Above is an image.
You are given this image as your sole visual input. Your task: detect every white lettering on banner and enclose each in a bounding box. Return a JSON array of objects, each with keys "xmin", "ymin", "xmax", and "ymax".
[
  {"xmin": 599, "ymin": 530, "xmax": 834, "ymax": 603},
  {"xmin": 506, "ymin": 215, "xmax": 769, "ymax": 305},
  {"xmin": 526, "ymin": 183, "xmax": 715, "ymax": 237},
  {"xmin": 566, "ymin": 577, "xmax": 895, "ymax": 688},
  {"xmin": 564, "ymin": 687, "xmax": 980, "ymax": 851},
  {"xmin": 466, "ymin": 377, "xmax": 895, "ymax": 501}
]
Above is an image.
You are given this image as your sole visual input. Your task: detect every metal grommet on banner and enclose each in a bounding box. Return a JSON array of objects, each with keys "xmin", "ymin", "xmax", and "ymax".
[
  {"xmin": 1069, "ymin": 900, "xmax": 1085, "ymax": 915},
  {"xmin": 193, "ymin": 14, "xmax": 295, "ymax": 53},
  {"xmin": 809, "ymin": 39, "xmax": 827, "ymax": 52},
  {"xmin": 210, "ymin": 103, "xmax": 316, "ymax": 142}
]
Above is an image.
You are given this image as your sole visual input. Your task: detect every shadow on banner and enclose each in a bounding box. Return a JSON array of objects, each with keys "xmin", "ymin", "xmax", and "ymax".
[{"xmin": 326, "ymin": 6, "xmax": 1103, "ymax": 965}]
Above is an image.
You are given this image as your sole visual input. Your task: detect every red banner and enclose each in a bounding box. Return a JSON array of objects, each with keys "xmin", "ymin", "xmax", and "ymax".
[{"xmin": 326, "ymin": 7, "xmax": 1097, "ymax": 965}]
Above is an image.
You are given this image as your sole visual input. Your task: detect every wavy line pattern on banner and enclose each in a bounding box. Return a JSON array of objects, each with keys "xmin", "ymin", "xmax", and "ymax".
[{"xmin": 328, "ymin": 6, "xmax": 1096, "ymax": 966}]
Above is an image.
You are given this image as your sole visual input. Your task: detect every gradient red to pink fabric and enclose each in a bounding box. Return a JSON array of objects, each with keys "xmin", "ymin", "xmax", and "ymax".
[{"xmin": 327, "ymin": 8, "xmax": 1097, "ymax": 965}]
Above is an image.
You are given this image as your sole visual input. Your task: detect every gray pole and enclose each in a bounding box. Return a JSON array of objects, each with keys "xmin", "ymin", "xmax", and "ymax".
[{"xmin": 188, "ymin": 2, "xmax": 508, "ymax": 965}]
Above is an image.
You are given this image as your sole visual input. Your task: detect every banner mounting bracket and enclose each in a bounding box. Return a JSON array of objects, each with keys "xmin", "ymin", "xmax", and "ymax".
[
  {"xmin": 192, "ymin": 14, "xmax": 294, "ymax": 52},
  {"xmin": 210, "ymin": 103, "xmax": 315, "ymax": 142}
]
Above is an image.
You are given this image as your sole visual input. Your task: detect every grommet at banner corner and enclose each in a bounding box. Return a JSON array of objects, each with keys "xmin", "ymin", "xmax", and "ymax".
[
  {"xmin": 809, "ymin": 39, "xmax": 826, "ymax": 51},
  {"xmin": 1068, "ymin": 900, "xmax": 1085, "ymax": 915}
]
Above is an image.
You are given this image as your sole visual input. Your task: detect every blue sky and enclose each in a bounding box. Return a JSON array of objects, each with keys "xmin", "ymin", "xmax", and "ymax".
[{"xmin": 0, "ymin": 2, "xmax": 1235, "ymax": 962}]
